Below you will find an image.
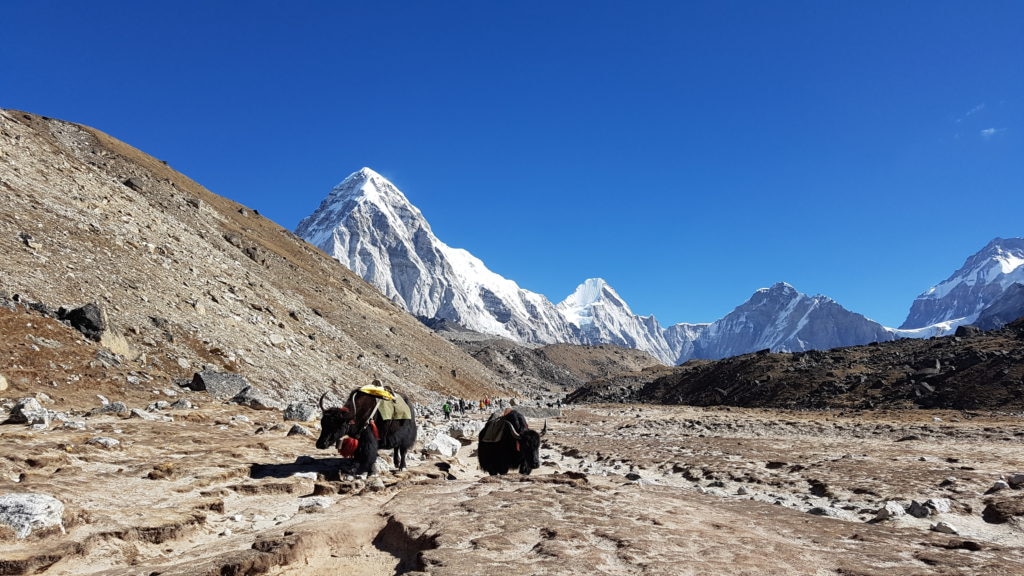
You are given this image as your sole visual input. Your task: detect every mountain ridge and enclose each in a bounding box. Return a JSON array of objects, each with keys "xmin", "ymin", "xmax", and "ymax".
[{"xmin": 297, "ymin": 168, "xmax": 1022, "ymax": 365}]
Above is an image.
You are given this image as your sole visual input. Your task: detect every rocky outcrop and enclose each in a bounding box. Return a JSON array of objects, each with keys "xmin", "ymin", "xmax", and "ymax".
[{"xmin": 568, "ymin": 319, "xmax": 1024, "ymax": 411}]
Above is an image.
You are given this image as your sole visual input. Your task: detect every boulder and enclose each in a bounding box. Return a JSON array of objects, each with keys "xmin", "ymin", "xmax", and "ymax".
[
  {"xmin": 88, "ymin": 401, "xmax": 129, "ymax": 417},
  {"xmin": 985, "ymin": 480, "xmax": 1010, "ymax": 495},
  {"xmin": 924, "ymin": 498, "xmax": 952, "ymax": 515},
  {"xmin": 982, "ymin": 496, "xmax": 1024, "ymax": 524},
  {"xmin": 874, "ymin": 501, "xmax": 906, "ymax": 521},
  {"xmin": 4, "ymin": 397, "xmax": 49, "ymax": 426},
  {"xmin": 448, "ymin": 420, "xmax": 484, "ymax": 443},
  {"xmin": 190, "ymin": 371, "xmax": 250, "ymax": 399},
  {"xmin": 954, "ymin": 325, "xmax": 983, "ymax": 338},
  {"xmin": 58, "ymin": 302, "xmax": 106, "ymax": 341},
  {"xmin": 230, "ymin": 386, "xmax": 284, "ymax": 411},
  {"xmin": 422, "ymin": 432, "xmax": 461, "ymax": 458},
  {"xmin": 283, "ymin": 402, "xmax": 317, "ymax": 422},
  {"xmin": 0, "ymin": 493, "xmax": 65, "ymax": 538}
]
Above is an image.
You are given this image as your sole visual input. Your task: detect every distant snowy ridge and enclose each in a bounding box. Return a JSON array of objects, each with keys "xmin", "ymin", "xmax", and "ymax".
[
  {"xmin": 296, "ymin": 168, "xmax": 1024, "ymax": 365},
  {"xmin": 693, "ymin": 283, "xmax": 895, "ymax": 358},
  {"xmin": 900, "ymin": 237, "xmax": 1024, "ymax": 334}
]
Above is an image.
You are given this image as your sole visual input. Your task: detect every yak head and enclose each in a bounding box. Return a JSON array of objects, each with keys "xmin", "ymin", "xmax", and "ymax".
[
  {"xmin": 517, "ymin": 420, "xmax": 548, "ymax": 474},
  {"xmin": 315, "ymin": 392, "xmax": 353, "ymax": 450}
]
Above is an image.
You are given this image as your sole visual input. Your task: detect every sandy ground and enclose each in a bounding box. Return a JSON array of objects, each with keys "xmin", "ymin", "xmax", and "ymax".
[{"xmin": 2, "ymin": 402, "xmax": 1024, "ymax": 575}]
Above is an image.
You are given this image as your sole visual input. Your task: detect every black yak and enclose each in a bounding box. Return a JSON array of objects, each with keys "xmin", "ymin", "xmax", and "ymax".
[
  {"xmin": 477, "ymin": 408, "xmax": 546, "ymax": 475},
  {"xmin": 316, "ymin": 385, "xmax": 417, "ymax": 475}
]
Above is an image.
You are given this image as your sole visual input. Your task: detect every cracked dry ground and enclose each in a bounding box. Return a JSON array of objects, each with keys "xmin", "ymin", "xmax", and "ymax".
[{"xmin": 3, "ymin": 404, "xmax": 1024, "ymax": 575}]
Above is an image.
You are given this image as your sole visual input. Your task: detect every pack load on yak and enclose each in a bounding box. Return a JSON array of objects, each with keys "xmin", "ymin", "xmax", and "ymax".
[{"xmin": 357, "ymin": 383, "xmax": 395, "ymax": 401}]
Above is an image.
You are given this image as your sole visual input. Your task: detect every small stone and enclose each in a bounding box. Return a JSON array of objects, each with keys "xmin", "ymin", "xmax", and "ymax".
[
  {"xmin": 874, "ymin": 501, "xmax": 906, "ymax": 520},
  {"xmin": 87, "ymin": 437, "xmax": 120, "ymax": 449},
  {"xmin": 298, "ymin": 497, "xmax": 333, "ymax": 512},
  {"xmin": 985, "ymin": 480, "xmax": 1010, "ymax": 495},
  {"xmin": 925, "ymin": 498, "xmax": 952, "ymax": 515},
  {"xmin": 907, "ymin": 500, "xmax": 930, "ymax": 518},
  {"xmin": 931, "ymin": 521, "xmax": 959, "ymax": 535}
]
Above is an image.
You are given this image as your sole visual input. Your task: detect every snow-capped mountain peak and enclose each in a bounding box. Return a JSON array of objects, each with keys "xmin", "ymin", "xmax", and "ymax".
[
  {"xmin": 902, "ymin": 237, "xmax": 1024, "ymax": 330},
  {"xmin": 556, "ymin": 278, "xmax": 675, "ymax": 362},
  {"xmin": 558, "ymin": 278, "xmax": 634, "ymax": 327},
  {"xmin": 296, "ymin": 168, "xmax": 576, "ymax": 345},
  {"xmin": 691, "ymin": 281, "xmax": 893, "ymax": 359}
]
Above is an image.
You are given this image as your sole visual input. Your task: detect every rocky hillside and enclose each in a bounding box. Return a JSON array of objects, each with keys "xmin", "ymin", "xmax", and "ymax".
[
  {"xmin": 443, "ymin": 332, "xmax": 664, "ymax": 402},
  {"xmin": 0, "ymin": 109, "xmax": 514, "ymax": 407},
  {"xmin": 567, "ymin": 319, "xmax": 1024, "ymax": 411}
]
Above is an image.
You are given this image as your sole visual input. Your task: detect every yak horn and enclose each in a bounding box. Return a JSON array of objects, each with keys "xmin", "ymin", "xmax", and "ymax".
[
  {"xmin": 318, "ymin": 392, "xmax": 329, "ymax": 411},
  {"xmin": 541, "ymin": 420, "xmax": 548, "ymax": 436}
]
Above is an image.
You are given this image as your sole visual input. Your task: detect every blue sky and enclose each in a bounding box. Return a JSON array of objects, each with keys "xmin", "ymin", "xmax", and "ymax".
[{"xmin": 4, "ymin": 1, "xmax": 1022, "ymax": 328}]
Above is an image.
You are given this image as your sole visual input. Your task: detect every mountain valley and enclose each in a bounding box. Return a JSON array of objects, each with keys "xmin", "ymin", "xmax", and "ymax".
[{"xmin": 2, "ymin": 109, "xmax": 1024, "ymax": 575}]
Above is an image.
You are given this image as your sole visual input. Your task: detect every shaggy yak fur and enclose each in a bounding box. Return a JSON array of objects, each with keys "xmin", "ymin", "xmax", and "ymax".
[
  {"xmin": 316, "ymin": 389, "xmax": 417, "ymax": 475},
  {"xmin": 477, "ymin": 409, "xmax": 545, "ymax": 475}
]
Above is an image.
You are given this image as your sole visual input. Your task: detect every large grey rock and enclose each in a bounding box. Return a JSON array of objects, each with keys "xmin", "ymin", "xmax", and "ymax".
[
  {"xmin": 283, "ymin": 402, "xmax": 317, "ymax": 422},
  {"xmin": 88, "ymin": 401, "xmax": 129, "ymax": 417},
  {"xmin": 190, "ymin": 371, "xmax": 250, "ymax": 399},
  {"xmin": 422, "ymin": 432, "xmax": 460, "ymax": 457},
  {"xmin": 447, "ymin": 420, "xmax": 484, "ymax": 442},
  {"xmin": 0, "ymin": 493, "xmax": 65, "ymax": 538},
  {"xmin": 230, "ymin": 386, "xmax": 284, "ymax": 411},
  {"xmin": 5, "ymin": 397, "xmax": 50, "ymax": 426}
]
